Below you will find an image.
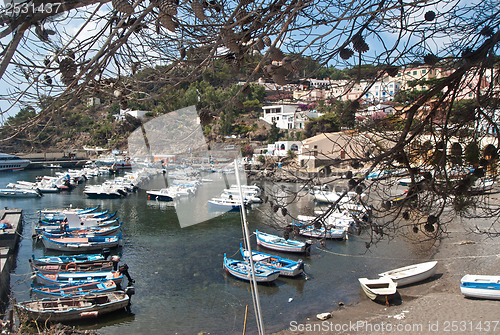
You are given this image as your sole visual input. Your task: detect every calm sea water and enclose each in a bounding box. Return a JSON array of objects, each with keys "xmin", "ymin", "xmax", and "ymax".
[{"xmin": 1, "ymin": 169, "xmax": 427, "ymax": 334}]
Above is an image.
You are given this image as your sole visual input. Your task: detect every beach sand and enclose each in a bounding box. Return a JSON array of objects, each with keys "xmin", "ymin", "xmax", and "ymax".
[{"xmin": 274, "ymin": 206, "xmax": 500, "ymax": 334}]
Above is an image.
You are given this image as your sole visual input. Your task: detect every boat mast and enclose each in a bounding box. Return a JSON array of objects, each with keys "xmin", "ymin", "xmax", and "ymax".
[{"xmin": 234, "ymin": 159, "xmax": 265, "ymax": 335}]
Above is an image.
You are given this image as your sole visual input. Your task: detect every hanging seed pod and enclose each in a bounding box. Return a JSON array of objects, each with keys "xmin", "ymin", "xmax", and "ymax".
[
  {"xmin": 352, "ymin": 34, "xmax": 369, "ymax": 53},
  {"xmin": 344, "ymin": 171, "xmax": 353, "ymax": 179},
  {"xmin": 272, "ymin": 204, "xmax": 279, "ymax": 213},
  {"xmin": 351, "ymin": 160, "xmax": 360, "ymax": 169},
  {"xmin": 272, "ymin": 68, "xmax": 288, "ymax": 86},
  {"xmin": 281, "ymin": 56, "xmax": 294, "ymax": 72},
  {"xmin": 269, "ymin": 46, "xmax": 284, "ymax": 61},
  {"xmin": 412, "ymin": 225, "xmax": 419, "ymax": 233},
  {"xmin": 198, "ymin": 108, "xmax": 213, "ymax": 126},
  {"xmin": 44, "ymin": 74, "xmax": 52, "ymax": 85},
  {"xmin": 159, "ymin": 14, "xmax": 177, "ymax": 32},
  {"xmin": 424, "ymin": 10, "xmax": 436, "ymax": 21},
  {"xmin": 179, "ymin": 47, "xmax": 186, "ymax": 60},
  {"xmin": 383, "ymin": 200, "xmax": 392, "ymax": 210},
  {"xmin": 339, "ymin": 47, "xmax": 354, "ymax": 60},
  {"xmin": 473, "ymin": 167, "xmax": 485, "ymax": 177},
  {"xmin": 427, "ymin": 215, "xmax": 438, "ymax": 224},
  {"xmin": 403, "ymin": 211, "xmax": 410, "ymax": 220},
  {"xmin": 262, "ymin": 36, "xmax": 272, "ymax": 47},
  {"xmin": 291, "ymin": 58, "xmax": 303, "ymax": 71},
  {"xmin": 112, "ymin": 0, "xmax": 134, "ymax": 15},
  {"xmin": 263, "ymin": 195, "xmax": 268, "ymax": 203},
  {"xmin": 159, "ymin": 0, "xmax": 178, "ymax": 16},
  {"xmin": 348, "ymin": 178, "xmax": 357, "ymax": 189},
  {"xmin": 480, "ymin": 26, "xmax": 494, "ymax": 37},
  {"xmin": 120, "ymin": 98, "xmax": 128, "ymax": 109},
  {"xmin": 221, "ymin": 29, "xmax": 240, "ymax": 53},
  {"xmin": 365, "ymin": 242, "xmax": 370, "ymax": 249},
  {"xmin": 281, "ymin": 207, "xmax": 287, "ymax": 216},
  {"xmin": 423, "ymin": 53, "xmax": 439, "ymax": 65},
  {"xmin": 59, "ymin": 57, "xmax": 77, "ymax": 78},
  {"xmin": 314, "ymin": 221, "xmax": 321, "ymax": 229},
  {"xmin": 255, "ymin": 38, "xmax": 265, "ymax": 50},
  {"xmin": 424, "ymin": 223, "xmax": 435, "ymax": 232},
  {"xmin": 355, "ymin": 185, "xmax": 364, "ymax": 195},
  {"xmin": 293, "ymin": 225, "xmax": 300, "ymax": 235},
  {"xmin": 192, "ymin": 0, "xmax": 207, "ymax": 21},
  {"xmin": 269, "ymin": 200, "xmax": 274, "ymax": 208},
  {"xmin": 241, "ymin": 84, "xmax": 251, "ymax": 95},
  {"xmin": 386, "ymin": 66, "xmax": 399, "ymax": 77},
  {"xmin": 43, "ymin": 57, "xmax": 50, "ymax": 67}
]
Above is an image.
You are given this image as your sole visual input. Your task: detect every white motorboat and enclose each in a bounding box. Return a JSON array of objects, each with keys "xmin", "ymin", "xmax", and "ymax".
[
  {"xmin": 460, "ymin": 275, "xmax": 500, "ymax": 300},
  {"xmin": 0, "ymin": 188, "xmax": 41, "ymax": 198},
  {"xmin": 378, "ymin": 261, "xmax": 438, "ymax": 287}
]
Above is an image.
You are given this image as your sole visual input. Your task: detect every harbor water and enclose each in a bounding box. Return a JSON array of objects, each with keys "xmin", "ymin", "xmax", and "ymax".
[{"xmin": 1, "ymin": 169, "xmax": 431, "ymax": 334}]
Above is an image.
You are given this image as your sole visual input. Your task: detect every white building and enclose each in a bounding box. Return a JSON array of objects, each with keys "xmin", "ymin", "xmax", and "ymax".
[
  {"xmin": 114, "ymin": 109, "xmax": 150, "ymax": 122},
  {"xmin": 266, "ymin": 141, "xmax": 302, "ymax": 157},
  {"xmin": 363, "ymin": 80, "xmax": 401, "ymax": 103},
  {"xmin": 260, "ymin": 104, "xmax": 323, "ymax": 129},
  {"xmin": 356, "ymin": 104, "xmax": 395, "ymax": 119}
]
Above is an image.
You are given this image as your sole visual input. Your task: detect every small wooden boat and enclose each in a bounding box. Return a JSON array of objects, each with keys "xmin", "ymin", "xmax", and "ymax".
[
  {"xmin": 31, "ymin": 280, "xmax": 117, "ymax": 298},
  {"xmin": 30, "ymin": 254, "xmax": 107, "ymax": 267},
  {"xmin": 15, "ymin": 291, "xmax": 130, "ymax": 322},
  {"xmin": 358, "ymin": 277, "xmax": 397, "ymax": 305},
  {"xmin": 378, "ymin": 261, "xmax": 438, "ymax": 287},
  {"xmin": 460, "ymin": 275, "xmax": 500, "ymax": 300},
  {"xmin": 36, "ymin": 271, "xmax": 123, "ymax": 285},
  {"xmin": 30, "ymin": 259, "xmax": 114, "ymax": 274},
  {"xmin": 41, "ymin": 234, "xmax": 121, "ymax": 252},
  {"xmin": 223, "ymin": 254, "xmax": 280, "ymax": 283},
  {"xmin": 42, "ymin": 210, "xmax": 112, "ymax": 222},
  {"xmin": 255, "ymin": 230, "xmax": 312, "ymax": 254},
  {"xmin": 240, "ymin": 245, "xmax": 304, "ymax": 277},
  {"xmin": 40, "ymin": 206, "xmax": 101, "ymax": 215}
]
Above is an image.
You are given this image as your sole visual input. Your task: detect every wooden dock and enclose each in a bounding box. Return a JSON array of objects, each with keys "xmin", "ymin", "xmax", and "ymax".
[{"xmin": 0, "ymin": 208, "xmax": 23, "ymax": 312}]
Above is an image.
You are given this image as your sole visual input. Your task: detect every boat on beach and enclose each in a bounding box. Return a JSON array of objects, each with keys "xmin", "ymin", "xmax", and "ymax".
[
  {"xmin": 460, "ymin": 275, "xmax": 500, "ymax": 300},
  {"xmin": 14, "ymin": 291, "xmax": 130, "ymax": 323},
  {"xmin": 223, "ymin": 254, "xmax": 280, "ymax": 283},
  {"xmin": 358, "ymin": 277, "xmax": 398, "ymax": 305},
  {"xmin": 255, "ymin": 230, "xmax": 312, "ymax": 254},
  {"xmin": 31, "ymin": 280, "xmax": 117, "ymax": 298},
  {"xmin": 378, "ymin": 261, "xmax": 438, "ymax": 287},
  {"xmin": 240, "ymin": 245, "xmax": 304, "ymax": 277}
]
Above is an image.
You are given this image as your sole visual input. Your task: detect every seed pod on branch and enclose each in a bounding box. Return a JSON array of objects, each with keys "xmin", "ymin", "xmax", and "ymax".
[{"xmin": 112, "ymin": 0, "xmax": 134, "ymax": 15}]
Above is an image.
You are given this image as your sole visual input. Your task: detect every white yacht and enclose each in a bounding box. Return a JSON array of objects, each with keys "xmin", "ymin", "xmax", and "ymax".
[{"xmin": 0, "ymin": 153, "xmax": 30, "ymax": 172}]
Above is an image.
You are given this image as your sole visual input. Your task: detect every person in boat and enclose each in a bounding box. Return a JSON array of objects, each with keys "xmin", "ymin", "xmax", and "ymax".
[{"xmin": 60, "ymin": 218, "xmax": 68, "ymax": 232}]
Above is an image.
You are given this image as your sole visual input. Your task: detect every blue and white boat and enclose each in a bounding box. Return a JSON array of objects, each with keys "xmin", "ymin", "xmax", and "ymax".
[
  {"xmin": 0, "ymin": 188, "xmax": 41, "ymax": 198},
  {"xmin": 460, "ymin": 275, "xmax": 500, "ymax": 300},
  {"xmin": 240, "ymin": 245, "xmax": 304, "ymax": 277},
  {"xmin": 208, "ymin": 198, "xmax": 249, "ymax": 211},
  {"xmin": 31, "ymin": 280, "xmax": 117, "ymax": 298},
  {"xmin": 36, "ymin": 271, "xmax": 123, "ymax": 286},
  {"xmin": 40, "ymin": 223, "xmax": 122, "ymax": 238},
  {"xmin": 41, "ymin": 233, "xmax": 121, "ymax": 252},
  {"xmin": 30, "ymin": 254, "xmax": 107, "ymax": 267},
  {"xmin": 223, "ymin": 254, "xmax": 280, "ymax": 283},
  {"xmin": 255, "ymin": 230, "xmax": 312, "ymax": 254},
  {"xmin": 40, "ymin": 206, "xmax": 100, "ymax": 215}
]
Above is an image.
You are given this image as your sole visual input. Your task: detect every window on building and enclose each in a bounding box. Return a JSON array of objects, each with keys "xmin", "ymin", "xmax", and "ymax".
[
  {"xmin": 280, "ymin": 144, "xmax": 286, "ymax": 150},
  {"xmin": 398, "ymin": 73, "xmax": 402, "ymax": 77},
  {"xmin": 422, "ymin": 69, "xmax": 427, "ymax": 74},
  {"xmin": 390, "ymin": 91, "xmax": 393, "ymax": 95},
  {"xmin": 413, "ymin": 71, "xmax": 417, "ymax": 75},
  {"xmin": 382, "ymin": 92, "xmax": 386, "ymax": 96}
]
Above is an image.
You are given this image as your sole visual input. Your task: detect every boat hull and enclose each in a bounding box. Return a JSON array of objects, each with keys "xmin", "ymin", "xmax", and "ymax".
[
  {"xmin": 15, "ymin": 291, "xmax": 129, "ymax": 322},
  {"xmin": 255, "ymin": 230, "xmax": 311, "ymax": 254},
  {"xmin": 378, "ymin": 261, "xmax": 438, "ymax": 287},
  {"xmin": 358, "ymin": 277, "xmax": 397, "ymax": 303},
  {"xmin": 223, "ymin": 255, "xmax": 279, "ymax": 283},
  {"xmin": 41, "ymin": 235, "xmax": 120, "ymax": 252},
  {"xmin": 460, "ymin": 275, "xmax": 500, "ymax": 300}
]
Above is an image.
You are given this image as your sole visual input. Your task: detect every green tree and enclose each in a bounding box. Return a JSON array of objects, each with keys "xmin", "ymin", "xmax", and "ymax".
[{"xmin": 267, "ymin": 122, "xmax": 282, "ymax": 143}]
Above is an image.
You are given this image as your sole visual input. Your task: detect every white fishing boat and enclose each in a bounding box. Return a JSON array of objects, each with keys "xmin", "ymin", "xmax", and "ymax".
[
  {"xmin": 378, "ymin": 261, "xmax": 438, "ymax": 287},
  {"xmin": 255, "ymin": 230, "xmax": 312, "ymax": 253},
  {"xmin": 0, "ymin": 188, "xmax": 42, "ymax": 198},
  {"xmin": 460, "ymin": 275, "xmax": 500, "ymax": 300},
  {"xmin": 358, "ymin": 277, "xmax": 397, "ymax": 305},
  {"xmin": 0, "ymin": 153, "xmax": 30, "ymax": 172}
]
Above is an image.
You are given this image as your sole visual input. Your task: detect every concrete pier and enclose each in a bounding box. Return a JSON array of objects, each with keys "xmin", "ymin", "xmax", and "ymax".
[{"xmin": 0, "ymin": 209, "xmax": 23, "ymax": 313}]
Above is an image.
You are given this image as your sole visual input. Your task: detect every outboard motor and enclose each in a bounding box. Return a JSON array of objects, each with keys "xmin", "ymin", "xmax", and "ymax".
[
  {"xmin": 101, "ymin": 248, "xmax": 111, "ymax": 260},
  {"xmin": 119, "ymin": 264, "xmax": 135, "ymax": 285}
]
